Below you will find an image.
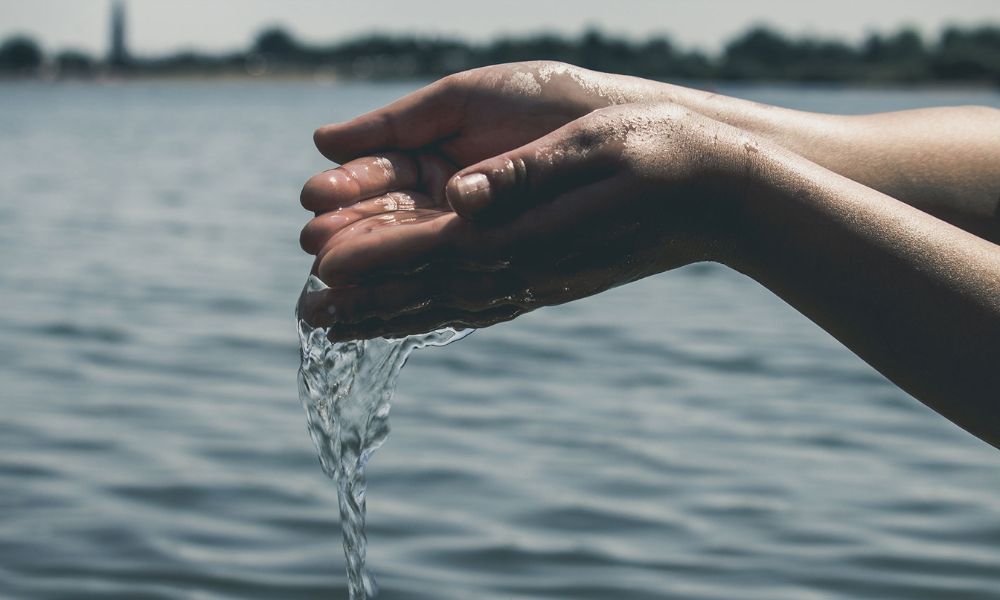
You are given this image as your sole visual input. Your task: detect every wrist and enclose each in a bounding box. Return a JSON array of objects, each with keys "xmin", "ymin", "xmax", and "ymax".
[{"xmin": 710, "ymin": 137, "xmax": 806, "ymax": 272}]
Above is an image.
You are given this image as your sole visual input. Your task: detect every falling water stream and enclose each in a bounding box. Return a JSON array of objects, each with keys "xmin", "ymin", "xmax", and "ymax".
[{"xmin": 296, "ymin": 275, "xmax": 469, "ymax": 598}]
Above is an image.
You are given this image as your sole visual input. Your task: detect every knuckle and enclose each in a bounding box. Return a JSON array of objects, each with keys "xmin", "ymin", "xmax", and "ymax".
[
  {"xmin": 650, "ymin": 102, "xmax": 688, "ymax": 121},
  {"xmin": 439, "ymin": 71, "xmax": 463, "ymax": 89},
  {"xmin": 383, "ymin": 152, "xmax": 418, "ymax": 183},
  {"xmin": 510, "ymin": 155, "xmax": 530, "ymax": 192},
  {"xmin": 443, "ymin": 67, "xmax": 483, "ymax": 87},
  {"xmin": 566, "ymin": 124, "xmax": 604, "ymax": 152}
]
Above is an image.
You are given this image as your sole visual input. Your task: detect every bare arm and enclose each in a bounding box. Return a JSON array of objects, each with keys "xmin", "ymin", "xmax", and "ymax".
[
  {"xmin": 497, "ymin": 64, "xmax": 1000, "ymax": 238},
  {"xmin": 729, "ymin": 144, "xmax": 1000, "ymax": 448},
  {"xmin": 654, "ymin": 85, "xmax": 1000, "ymax": 241},
  {"xmin": 307, "ymin": 61, "xmax": 1000, "ymax": 240},
  {"xmin": 300, "ymin": 66, "xmax": 1000, "ymax": 449}
]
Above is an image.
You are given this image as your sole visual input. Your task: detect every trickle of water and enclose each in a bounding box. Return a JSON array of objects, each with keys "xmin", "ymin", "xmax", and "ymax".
[{"xmin": 296, "ymin": 275, "xmax": 469, "ymax": 599}]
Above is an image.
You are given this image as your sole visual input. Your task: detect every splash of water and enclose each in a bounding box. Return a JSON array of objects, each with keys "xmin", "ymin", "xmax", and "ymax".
[{"xmin": 296, "ymin": 275, "xmax": 469, "ymax": 599}]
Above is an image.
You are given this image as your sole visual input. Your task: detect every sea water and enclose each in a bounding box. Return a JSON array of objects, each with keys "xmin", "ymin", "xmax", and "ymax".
[{"xmin": 296, "ymin": 275, "xmax": 469, "ymax": 598}]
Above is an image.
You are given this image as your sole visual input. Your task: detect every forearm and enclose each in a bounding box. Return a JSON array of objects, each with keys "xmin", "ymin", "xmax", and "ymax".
[
  {"xmin": 725, "ymin": 145, "xmax": 1000, "ymax": 448},
  {"xmin": 648, "ymin": 82, "xmax": 1000, "ymax": 240}
]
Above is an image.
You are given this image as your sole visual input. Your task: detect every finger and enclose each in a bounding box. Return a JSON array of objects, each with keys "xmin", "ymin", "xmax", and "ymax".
[
  {"xmin": 314, "ymin": 301, "xmax": 524, "ymax": 342},
  {"xmin": 444, "ymin": 116, "xmax": 618, "ymax": 221},
  {"xmin": 300, "ymin": 152, "xmax": 418, "ymax": 212},
  {"xmin": 316, "ymin": 211, "xmax": 463, "ymax": 285},
  {"xmin": 301, "ymin": 153, "xmax": 457, "ymax": 213},
  {"xmin": 299, "ymin": 268, "xmax": 532, "ymax": 327},
  {"xmin": 316, "ymin": 174, "xmax": 628, "ymax": 285},
  {"xmin": 417, "ymin": 153, "xmax": 458, "ymax": 206},
  {"xmin": 300, "ymin": 191, "xmax": 438, "ymax": 255},
  {"xmin": 313, "ymin": 77, "xmax": 464, "ymax": 164},
  {"xmin": 330, "ymin": 304, "xmax": 524, "ymax": 341},
  {"xmin": 298, "ymin": 277, "xmax": 432, "ymax": 327}
]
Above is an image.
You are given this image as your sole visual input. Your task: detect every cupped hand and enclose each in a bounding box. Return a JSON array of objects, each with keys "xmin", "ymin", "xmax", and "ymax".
[
  {"xmin": 309, "ymin": 61, "xmax": 665, "ymax": 173},
  {"xmin": 299, "ymin": 103, "xmax": 759, "ymax": 339},
  {"xmin": 299, "ymin": 62, "xmax": 672, "ymax": 258}
]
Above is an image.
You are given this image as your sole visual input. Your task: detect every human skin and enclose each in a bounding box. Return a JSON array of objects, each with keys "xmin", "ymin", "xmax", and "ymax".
[
  {"xmin": 299, "ymin": 103, "xmax": 741, "ymax": 329},
  {"xmin": 298, "ymin": 63, "xmax": 1000, "ymax": 448},
  {"xmin": 632, "ymin": 75, "xmax": 1000, "ymax": 241},
  {"xmin": 307, "ymin": 61, "xmax": 1000, "ymax": 239}
]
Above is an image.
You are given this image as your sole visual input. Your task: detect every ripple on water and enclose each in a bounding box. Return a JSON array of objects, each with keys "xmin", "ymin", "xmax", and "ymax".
[
  {"xmin": 35, "ymin": 321, "xmax": 133, "ymax": 344},
  {"xmin": 4, "ymin": 83, "xmax": 1000, "ymax": 600}
]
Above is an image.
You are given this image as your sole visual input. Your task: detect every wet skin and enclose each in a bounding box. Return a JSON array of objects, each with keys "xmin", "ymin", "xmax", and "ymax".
[
  {"xmin": 299, "ymin": 62, "xmax": 1000, "ymax": 448},
  {"xmin": 299, "ymin": 102, "xmax": 747, "ymax": 337}
]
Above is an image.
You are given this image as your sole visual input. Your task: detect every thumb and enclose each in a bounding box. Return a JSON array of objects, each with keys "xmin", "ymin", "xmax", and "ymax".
[{"xmin": 445, "ymin": 122, "xmax": 613, "ymax": 221}]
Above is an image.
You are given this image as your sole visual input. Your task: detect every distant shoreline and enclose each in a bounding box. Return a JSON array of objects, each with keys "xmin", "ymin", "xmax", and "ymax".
[
  {"xmin": 2, "ymin": 72, "xmax": 998, "ymax": 92},
  {"xmin": 4, "ymin": 23, "xmax": 999, "ymax": 90}
]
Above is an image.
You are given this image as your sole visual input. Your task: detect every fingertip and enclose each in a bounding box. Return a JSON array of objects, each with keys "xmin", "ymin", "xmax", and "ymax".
[
  {"xmin": 315, "ymin": 253, "xmax": 338, "ymax": 287},
  {"xmin": 297, "ymin": 286, "xmax": 340, "ymax": 328},
  {"xmin": 446, "ymin": 172, "xmax": 493, "ymax": 220},
  {"xmin": 314, "ymin": 121, "xmax": 372, "ymax": 164},
  {"xmin": 299, "ymin": 170, "xmax": 330, "ymax": 211},
  {"xmin": 315, "ymin": 251, "xmax": 356, "ymax": 288},
  {"xmin": 312, "ymin": 125, "xmax": 327, "ymax": 150},
  {"xmin": 299, "ymin": 170, "xmax": 348, "ymax": 215},
  {"xmin": 313, "ymin": 112, "xmax": 391, "ymax": 164},
  {"xmin": 313, "ymin": 124, "xmax": 344, "ymax": 162}
]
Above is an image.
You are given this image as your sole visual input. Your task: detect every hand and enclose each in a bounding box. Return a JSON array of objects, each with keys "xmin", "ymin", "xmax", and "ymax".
[
  {"xmin": 299, "ymin": 102, "xmax": 757, "ymax": 339},
  {"xmin": 311, "ymin": 61, "xmax": 667, "ymax": 165},
  {"xmin": 303, "ymin": 61, "xmax": 667, "ymax": 213}
]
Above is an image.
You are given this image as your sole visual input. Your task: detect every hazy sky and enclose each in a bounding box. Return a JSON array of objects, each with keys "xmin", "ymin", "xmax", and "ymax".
[{"xmin": 1, "ymin": 0, "xmax": 997, "ymax": 56}]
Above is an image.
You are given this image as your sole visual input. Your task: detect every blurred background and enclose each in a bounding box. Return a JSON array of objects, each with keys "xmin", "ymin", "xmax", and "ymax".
[
  {"xmin": 1, "ymin": 1, "xmax": 999, "ymax": 599},
  {"xmin": 3, "ymin": 0, "xmax": 1000, "ymax": 82}
]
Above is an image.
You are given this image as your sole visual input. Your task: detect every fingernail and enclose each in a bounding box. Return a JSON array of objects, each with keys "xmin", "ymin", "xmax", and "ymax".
[{"xmin": 452, "ymin": 173, "xmax": 491, "ymax": 212}]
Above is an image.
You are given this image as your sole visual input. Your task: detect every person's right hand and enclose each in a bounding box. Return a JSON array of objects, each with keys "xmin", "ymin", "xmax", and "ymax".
[{"xmin": 307, "ymin": 61, "xmax": 663, "ymax": 183}]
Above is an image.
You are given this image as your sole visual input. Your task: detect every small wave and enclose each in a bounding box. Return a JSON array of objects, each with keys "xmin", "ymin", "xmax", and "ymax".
[{"xmin": 36, "ymin": 321, "xmax": 132, "ymax": 344}]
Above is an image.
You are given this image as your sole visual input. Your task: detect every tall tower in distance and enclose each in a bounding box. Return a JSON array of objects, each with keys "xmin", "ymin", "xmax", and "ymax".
[{"xmin": 108, "ymin": 0, "xmax": 129, "ymax": 69}]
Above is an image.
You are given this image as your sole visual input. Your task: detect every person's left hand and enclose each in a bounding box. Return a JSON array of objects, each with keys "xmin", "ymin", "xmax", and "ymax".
[{"xmin": 298, "ymin": 103, "xmax": 760, "ymax": 340}]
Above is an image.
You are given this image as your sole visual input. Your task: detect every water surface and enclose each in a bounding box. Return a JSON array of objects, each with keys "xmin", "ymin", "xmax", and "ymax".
[{"xmin": 1, "ymin": 80, "xmax": 998, "ymax": 599}]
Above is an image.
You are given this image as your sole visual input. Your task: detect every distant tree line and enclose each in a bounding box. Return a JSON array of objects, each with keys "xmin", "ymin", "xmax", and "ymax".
[{"xmin": 2, "ymin": 23, "xmax": 999, "ymax": 84}]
